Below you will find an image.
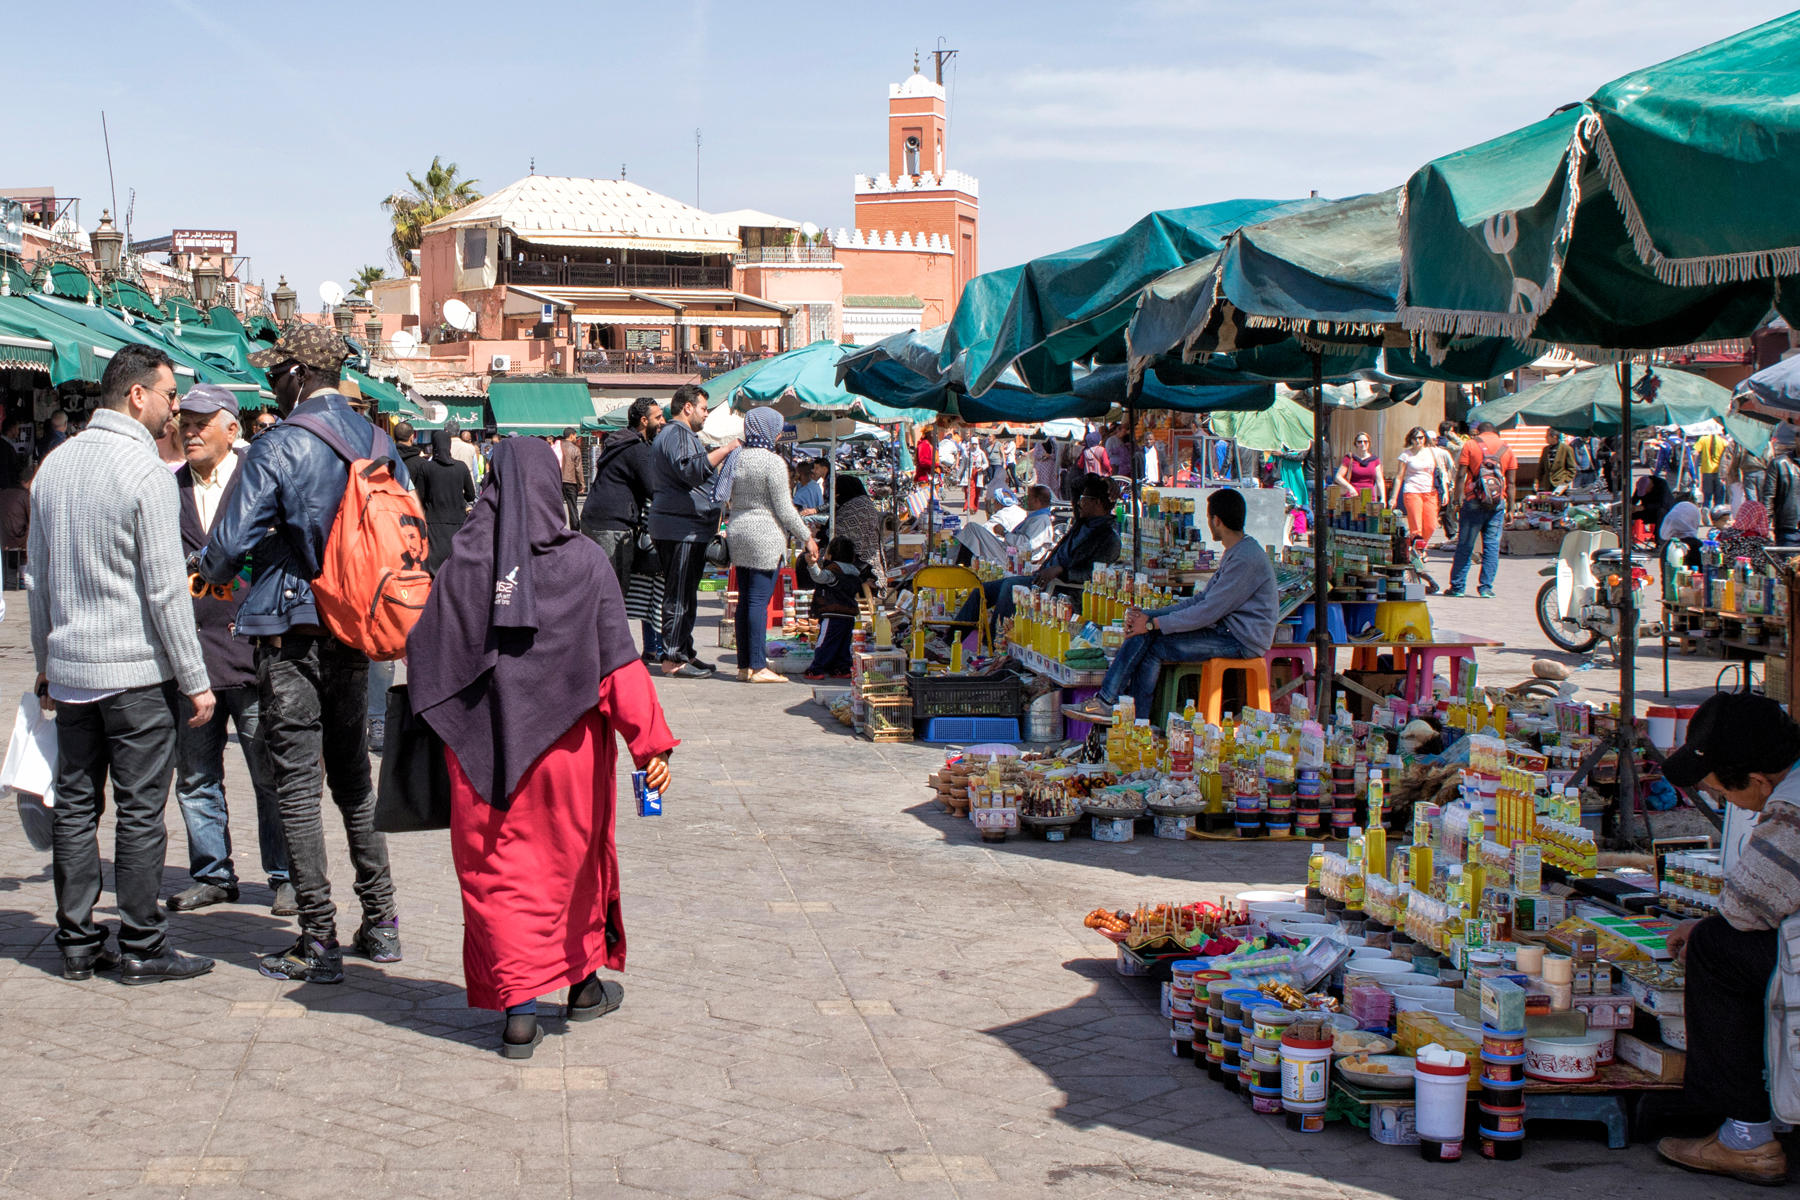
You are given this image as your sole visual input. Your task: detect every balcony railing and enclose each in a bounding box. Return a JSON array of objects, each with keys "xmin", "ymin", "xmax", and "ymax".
[
  {"xmin": 504, "ymin": 260, "xmax": 731, "ymax": 290},
  {"xmin": 577, "ymin": 350, "xmax": 774, "ymax": 377},
  {"xmin": 733, "ymin": 245, "xmax": 835, "ymax": 265}
]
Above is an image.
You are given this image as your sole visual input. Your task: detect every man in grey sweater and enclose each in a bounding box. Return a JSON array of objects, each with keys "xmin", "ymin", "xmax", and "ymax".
[
  {"xmin": 1069, "ymin": 488, "xmax": 1278, "ymax": 721},
  {"xmin": 26, "ymin": 344, "xmax": 217, "ymax": 985}
]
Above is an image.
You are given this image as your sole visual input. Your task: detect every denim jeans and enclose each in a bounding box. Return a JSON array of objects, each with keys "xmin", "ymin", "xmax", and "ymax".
[
  {"xmin": 1683, "ymin": 915, "xmax": 1778, "ymax": 1121},
  {"xmin": 1449, "ymin": 500, "xmax": 1506, "ymax": 593},
  {"xmin": 176, "ymin": 684, "xmax": 289, "ymax": 888},
  {"xmin": 734, "ymin": 566, "xmax": 777, "ymax": 670},
  {"xmin": 51, "ymin": 682, "xmax": 179, "ymax": 958},
  {"xmin": 257, "ymin": 633, "xmax": 395, "ymax": 942},
  {"xmin": 1098, "ymin": 622, "xmax": 1247, "ymax": 714}
]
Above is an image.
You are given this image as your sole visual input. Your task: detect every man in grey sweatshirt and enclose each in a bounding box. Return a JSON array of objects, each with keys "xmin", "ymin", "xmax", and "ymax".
[
  {"xmin": 1069, "ymin": 488, "xmax": 1278, "ymax": 720},
  {"xmin": 26, "ymin": 344, "xmax": 217, "ymax": 985}
]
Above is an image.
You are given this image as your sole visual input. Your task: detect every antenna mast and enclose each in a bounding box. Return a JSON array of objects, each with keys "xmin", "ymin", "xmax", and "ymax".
[
  {"xmin": 931, "ymin": 39, "xmax": 957, "ymax": 85},
  {"xmin": 695, "ymin": 128, "xmax": 703, "ymax": 208}
]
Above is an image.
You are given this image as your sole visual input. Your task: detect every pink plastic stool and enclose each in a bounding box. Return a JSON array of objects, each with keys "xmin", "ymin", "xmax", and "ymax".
[
  {"xmin": 1266, "ymin": 645, "xmax": 1316, "ymax": 709},
  {"xmin": 1405, "ymin": 645, "xmax": 1476, "ymax": 703}
]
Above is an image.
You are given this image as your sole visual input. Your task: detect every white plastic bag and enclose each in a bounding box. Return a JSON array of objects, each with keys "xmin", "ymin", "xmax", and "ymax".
[{"xmin": 1, "ymin": 692, "xmax": 56, "ymax": 801}]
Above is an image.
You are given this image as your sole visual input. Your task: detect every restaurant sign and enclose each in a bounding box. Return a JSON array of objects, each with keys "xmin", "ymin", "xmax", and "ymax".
[{"xmin": 172, "ymin": 229, "xmax": 238, "ymax": 255}]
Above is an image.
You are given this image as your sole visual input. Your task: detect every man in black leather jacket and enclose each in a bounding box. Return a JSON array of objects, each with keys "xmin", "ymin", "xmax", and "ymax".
[{"xmin": 199, "ymin": 323, "xmax": 405, "ymax": 986}]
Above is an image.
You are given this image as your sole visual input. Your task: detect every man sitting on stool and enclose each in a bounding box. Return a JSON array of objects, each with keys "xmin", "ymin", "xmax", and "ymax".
[
  {"xmin": 1654, "ymin": 692, "xmax": 1800, "ymax": 1186},
  {"xmin": 955, "ymin": 484, "xmax": 1056, "ymax": 568},
  {"xmin": 1068, "ymin": 488, "xmax": 1278, "ymax": 721},
  {"xmin": 950, "ymin": 475, "xmax": 1118, "ymax": 645}
]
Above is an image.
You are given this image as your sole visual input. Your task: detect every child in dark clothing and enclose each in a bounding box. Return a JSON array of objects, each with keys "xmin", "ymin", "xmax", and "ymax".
[{"xmin": 803, "ymin": 537, "xmax": 870, "ymax": 679}]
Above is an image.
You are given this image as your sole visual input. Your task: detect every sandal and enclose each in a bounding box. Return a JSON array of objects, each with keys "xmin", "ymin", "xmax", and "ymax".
[
  {"xmin": 567, "ymin": 977, "xmax": 624, "ymax": 1023},
  {"xmin": 500, "ymin": 1013, "xmax": 543, "ymax": 1059}
]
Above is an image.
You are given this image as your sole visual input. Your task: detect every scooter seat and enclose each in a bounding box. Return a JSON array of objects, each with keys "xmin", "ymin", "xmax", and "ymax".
[{"xmin": 1590, "ymin": 548, "xmax": 1626, "ymax": 567}]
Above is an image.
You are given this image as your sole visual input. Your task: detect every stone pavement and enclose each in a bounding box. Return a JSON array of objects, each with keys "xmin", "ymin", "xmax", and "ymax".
[{"xmin": 0, "ymin": 565, "xmax": 1763, "ymax": 1200}]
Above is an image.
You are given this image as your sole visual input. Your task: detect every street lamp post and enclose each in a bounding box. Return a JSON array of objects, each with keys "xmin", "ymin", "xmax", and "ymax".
[
  {"xmin": 90, "ymin": 209, "xmax": 124, "ymax": 278},
  {"xmin": 192, "ymin": 254, "xmax": 223, "ymax": 314},
  {"xmin": 272, "ymin": 276, "xmax": 296, "ymax": 325},
  {"xmin": 332, "ymin": 306, "xmax": 356, "ymax": 337},
  {"xmin": 365, "ymin": 315, "xmax": 383, "ymax": 352}
]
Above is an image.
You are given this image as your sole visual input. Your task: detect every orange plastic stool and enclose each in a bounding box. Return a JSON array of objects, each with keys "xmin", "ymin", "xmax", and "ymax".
[{"xmin": 1197, "ymin": 657, "xmax": 1273, "ymax": 725}]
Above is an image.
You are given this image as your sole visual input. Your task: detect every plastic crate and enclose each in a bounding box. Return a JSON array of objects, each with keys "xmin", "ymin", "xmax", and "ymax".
[
  {"xmin": 909, "ymin": 673, "xmax": 1024, "ymax": 719},
  {"xmin": 921, "ymin": 717, "xmax": 1021, "ymax": 743}
]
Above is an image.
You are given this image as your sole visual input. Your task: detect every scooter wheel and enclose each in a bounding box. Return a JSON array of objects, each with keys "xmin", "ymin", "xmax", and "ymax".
[{"xmin": 1536, "ymin": 579, "xmax": 1601, "ymax": 653}]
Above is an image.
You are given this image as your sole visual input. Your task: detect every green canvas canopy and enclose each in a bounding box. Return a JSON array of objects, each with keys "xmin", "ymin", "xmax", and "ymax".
[
  {"xmin": 947, "ymin": 198, "xmax": 1324, "ymax": 396},
  {"xmin": 1209, "ymin": 394, "xmax": 1317, "ymax": 453},
  {"xmin": 711, "ymin": 339, "xmax": 932, "ymax": 425},
  {"xmin": 486, "ymin": 377, "xmax": 594, "ymax": 433},
  {"xmin": 1399, "ymin": 13, "xmax": 1800, "ymax": 351},
  {"xmin": 1466, "ymin": 365, "xmax": 1734, "ymax": 435}
]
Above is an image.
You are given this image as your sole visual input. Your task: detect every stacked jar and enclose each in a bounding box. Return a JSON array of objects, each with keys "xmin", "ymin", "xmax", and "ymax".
[
  {"xmin": 1265, "ymin": 751, "xmax": 1296, "ymax": 838},
  {"xmin": 1246, "ymin": 1007, "xmax": 1294, "ymax": 1113},
  {"xmin": 1479, "ymin": 1024, "xmax": 1527, "ymax": 1159},
  {"xmin": 1295, "ymin": 767, "xmax": 1324, "ymax": 837},
  {"xmin": 1168, "ymin": 960, "xmax": 1200, "ymax": 1059},
  {"xmin": 1232, "ymin": 762, "xmax": 1264, "ymax": 838}
]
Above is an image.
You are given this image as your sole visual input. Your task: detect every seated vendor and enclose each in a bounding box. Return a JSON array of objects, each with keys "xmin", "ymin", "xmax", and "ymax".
[
  {"xmin": 1068, "ymin": 488, "xmax": 1277, "ymax": 721},
  {"xmin": 955, "ymin": 484, "xmax": 1056, "ymax": 569},
  {"xmin": 951, "ymin": 475, "xmax": 1118, "ymax": 641},
  {"xmin": 1656, "ymin": 692, "xmax": 1800, "ymax": 1186}
]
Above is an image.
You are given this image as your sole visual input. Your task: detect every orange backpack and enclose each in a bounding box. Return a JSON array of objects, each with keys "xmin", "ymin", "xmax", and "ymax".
[{"xmin": 286, "ymin": 415, "xmax": 432, "ymax": 661}]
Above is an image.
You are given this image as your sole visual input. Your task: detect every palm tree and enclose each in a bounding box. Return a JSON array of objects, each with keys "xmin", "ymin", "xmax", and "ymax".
[
  {"xmin": 381, "ymin": 157, "xmax": 482, "ymax": 274},
  {"xmin": 349, "ymin": 264, "xmax": 387, "ymax": 298}
]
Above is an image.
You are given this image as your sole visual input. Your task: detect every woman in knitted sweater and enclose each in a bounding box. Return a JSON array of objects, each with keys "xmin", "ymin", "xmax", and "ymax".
[{"xmin": 724, "ymin": 407, "xmax": 817, "ymax": 682}]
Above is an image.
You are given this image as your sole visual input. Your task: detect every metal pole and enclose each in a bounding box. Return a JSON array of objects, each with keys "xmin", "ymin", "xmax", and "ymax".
[
  {"xmin": 1312, "ymin": 352, "xmax": 1333, "ymax": 717},
  {"xmin": 891, "ymin": 424, "xmax": 903, "ymax": 571},
  {"xmin": 828, "ymin": 422, "xmax": 839, "ymax": 542},
  {"xmin": 1129, "ymin": 392, "xmax": 1143, "ymax": 574},
  {"xmin": 1616, "ymin": 361, "xmax": 1638, "ymax": 847}
]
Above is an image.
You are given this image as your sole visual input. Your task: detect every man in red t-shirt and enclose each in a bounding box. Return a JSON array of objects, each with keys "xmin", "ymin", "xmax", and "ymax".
[{"xmin": 1446, "ymin": 420, "xmax": 1518, "ymax": 598}]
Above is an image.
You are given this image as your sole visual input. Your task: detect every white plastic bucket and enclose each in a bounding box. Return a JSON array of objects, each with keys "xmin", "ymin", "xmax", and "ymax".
[
  {"xmin": 1646, "ymin": 705, "xmax": 1679, "ymax": 751},
  {"xmin": 1414, "ymin": 1056, "xmax": 1470, "ymax": 1150}
]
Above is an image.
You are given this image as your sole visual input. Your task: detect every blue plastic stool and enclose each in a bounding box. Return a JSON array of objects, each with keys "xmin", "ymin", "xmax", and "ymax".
[
  {"xmin": 1289, "ymin": 603, "xmax": 1349, "ymax": 644},
  {"xmin": 1340, "ymin": 602, "xmax": 1379, "ymax": 639}
]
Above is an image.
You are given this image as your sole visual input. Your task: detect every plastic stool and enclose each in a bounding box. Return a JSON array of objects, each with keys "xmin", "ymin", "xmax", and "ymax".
[
  {"xmin": 1153, "ymin": 664, "xmax": 1210, "ymax": 727},
  {"xmin": 1373, "ymin": 600, "xmax": 1433, "ymax": 643},
  {"xmin": 1405, "ymin": 645, "xmax": 1476, "ymax": 703},
  {"xmin": 1348, "ymin": 647, "xmax": 1383, "ymax": 671},
  {"xmin": 1289, "ymin": 602, "xmax": 1348, "ymax": 645},
  {"xmin": 1197, "ymin": 657, "xmax": 1273, "ymax": 725},
  {"xmin": 1265, "ymin": 645, "xmax": 1315, "ymax": 710},
  {"xmin": 727, "ymin": 565, "xmax": 795, "ymax": 629}
]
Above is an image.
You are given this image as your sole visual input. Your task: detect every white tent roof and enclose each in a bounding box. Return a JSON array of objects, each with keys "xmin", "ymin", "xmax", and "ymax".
[
  {"xmin": 711, "ymin": 208, "xmax": 804, "ymax": 231},
  {"xmin": 425, "ymin": 176, "xmax": 742, "ymax": 253}
]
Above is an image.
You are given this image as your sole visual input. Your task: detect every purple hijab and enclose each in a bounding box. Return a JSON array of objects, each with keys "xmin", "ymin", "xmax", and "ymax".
[{"xmin": 407, "ymin": 437, "xmax": 637, "ymax": 808}]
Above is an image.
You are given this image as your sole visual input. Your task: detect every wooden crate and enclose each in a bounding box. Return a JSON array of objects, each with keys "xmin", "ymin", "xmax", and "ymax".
[{"xmin": 864, "ymin": 694, "xmax": 915, "ymax": 743}]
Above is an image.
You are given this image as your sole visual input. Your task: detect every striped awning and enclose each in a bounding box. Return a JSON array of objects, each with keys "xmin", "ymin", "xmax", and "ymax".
[{"xmin": 571, "ymin": 314, "xmax": 675, "ymax": 326}]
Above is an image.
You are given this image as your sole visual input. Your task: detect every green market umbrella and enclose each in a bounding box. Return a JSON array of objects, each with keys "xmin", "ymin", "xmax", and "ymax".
[
  {"xmin": 712, "ymin": 339, "xmax": 932, "ymax": 425},
  {"xmin": 1467, "ymin": 365, "xmax": 1733, "ymax": 435},
  {"xmin": 1209, "ymin": 394, "xmax": 1316, "ymax": 453},
  {"xmin": 947, "ymin": 198, "xmax": 1324, "ymax": 396},
  {"xmin": 1399, "ymin": 15, "xmax": 1800, "ymax": 353}
]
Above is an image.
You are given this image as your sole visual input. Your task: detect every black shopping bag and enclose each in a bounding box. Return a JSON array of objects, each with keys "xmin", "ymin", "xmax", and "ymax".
[{"xmin": 375, "ymin": 684, "xmax": 452, "ymax": 832}]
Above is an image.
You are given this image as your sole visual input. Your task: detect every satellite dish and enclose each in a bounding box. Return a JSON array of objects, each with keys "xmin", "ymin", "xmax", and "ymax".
[
  {"xmin": 422, "ymin": 400, "xmax": 449, "ymax": 425},
  {"xmin": 388, "ymin": 329, "xmax": 419, "ymax": 358},
  {"xmin": 801, "ymin": 222, "xmax": 820, "ymax": 239},
  {"xmin": 319, "ymin": 280, "xmax": 345, "ymax": 308},
  {"xmin": 442, "ymin": 298, "xmax": 477, "ymax": 333}
]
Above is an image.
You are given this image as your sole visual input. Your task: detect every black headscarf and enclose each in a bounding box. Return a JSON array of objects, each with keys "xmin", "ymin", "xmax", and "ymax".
[
  {"xmin": 833, "ymin": 473, "xmax": 867, "ymax": 504},
  {"xmin": 430, "ymin": 428, "xmax": 456, "ymax": 465},
  {"xmin": 407, "ymin": 438, "xmax": 638, "ymax": 808}
]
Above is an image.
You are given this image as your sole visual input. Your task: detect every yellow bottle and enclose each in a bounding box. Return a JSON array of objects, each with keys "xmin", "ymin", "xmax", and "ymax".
[{"xmin": 950, "ymin": 636, "xmax": 964, "ymax": 673}]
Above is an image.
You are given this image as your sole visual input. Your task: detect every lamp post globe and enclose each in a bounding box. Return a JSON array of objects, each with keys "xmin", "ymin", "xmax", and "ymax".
[
  {"xmin": 90, "ymin": 209, "xmax": 124, "ymax": 277},
  {"xmin": 272, "ymin": 276, "xmax": 296, "ymax": 324},
  {"xmin": 193, "ymin": 254, "xmax": 223, "ymax": 307}
]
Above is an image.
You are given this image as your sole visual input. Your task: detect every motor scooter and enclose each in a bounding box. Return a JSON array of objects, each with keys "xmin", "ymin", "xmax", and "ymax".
[{"xmin": 1535, "ymin": 528, "xmax": 1655, "ymax": 653}]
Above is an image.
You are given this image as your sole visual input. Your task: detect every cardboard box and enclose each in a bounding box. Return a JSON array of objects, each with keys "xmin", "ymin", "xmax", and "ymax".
[
  {"xmin": 1621, "ymin": 972, "xmax": 1686, "ymax": 1017},
  {"xmin": 1614, "ymin": 1032, "xmax": 1685, "ymax": 1083},
  {"xmin": 1571, "ymin": 994, "xmax": 1635, "ymax": 1030}
]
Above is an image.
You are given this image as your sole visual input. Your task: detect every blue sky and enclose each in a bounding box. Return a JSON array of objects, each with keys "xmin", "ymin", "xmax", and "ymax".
[{"xmin": 12, "ymin": 0, "xmax": 1793, "ymax": 306}]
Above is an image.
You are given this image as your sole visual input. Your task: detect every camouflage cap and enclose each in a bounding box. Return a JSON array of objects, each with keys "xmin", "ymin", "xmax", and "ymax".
[{"xmin": 249, "ymin": 322, "xmax": 351, "ymax": 371}]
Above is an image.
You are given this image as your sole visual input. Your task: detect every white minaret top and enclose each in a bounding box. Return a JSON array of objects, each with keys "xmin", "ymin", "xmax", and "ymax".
[{"xmin": 890, "ymin": 73, "xmax": 945, "ymax": 100}]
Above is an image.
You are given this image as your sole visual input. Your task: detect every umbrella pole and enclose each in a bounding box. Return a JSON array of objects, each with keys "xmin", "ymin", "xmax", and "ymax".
[
  {"xmin": 1128, "ymin": 383, "xmax": 1142, "ymax": 574},
  {"xmin": 1312, "ymin": 352, "xmax": 1333, "ymax": 719},
  {"xmin": 891, "ymin": 425, "xmax": 902, "ymax": 572},
  {"xmin": 1616, "ymin": 361, "xmax": 1638, "ymax": 847},
  {"xmin": 828, "ymin": 425, "xmax": 839, "ymax": 543}
]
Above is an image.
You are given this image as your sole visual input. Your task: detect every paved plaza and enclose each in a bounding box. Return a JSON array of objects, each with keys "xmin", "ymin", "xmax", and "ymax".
[{"xmin": 0, "ymin": 548, "xmax": 1758, "ymax": 1199}]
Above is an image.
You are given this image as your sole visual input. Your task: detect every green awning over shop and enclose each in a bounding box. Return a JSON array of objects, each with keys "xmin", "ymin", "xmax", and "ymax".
[
  {"xmin": 486, "ymin": 377, "xmax": 593, "ymax": 433},
  {"xmin": 344, "ymin": 368, "xmax": 413, "ymax": 416},
  {"xmin": 0, "ymin": 339, "xmax": 57, "ymax": 373},
  {"xmin": 0, "ymin": 293, "xmax": 130, "ymax": 384},
  {"xmin": 107, "ymin": 279, "xmax": 167, "ymax": 320}
]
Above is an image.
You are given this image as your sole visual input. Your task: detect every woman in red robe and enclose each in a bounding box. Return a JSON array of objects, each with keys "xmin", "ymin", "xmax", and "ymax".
[{"xmin": 409, "ymin": 437, "xmax": 676, "ymax": 1057}]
